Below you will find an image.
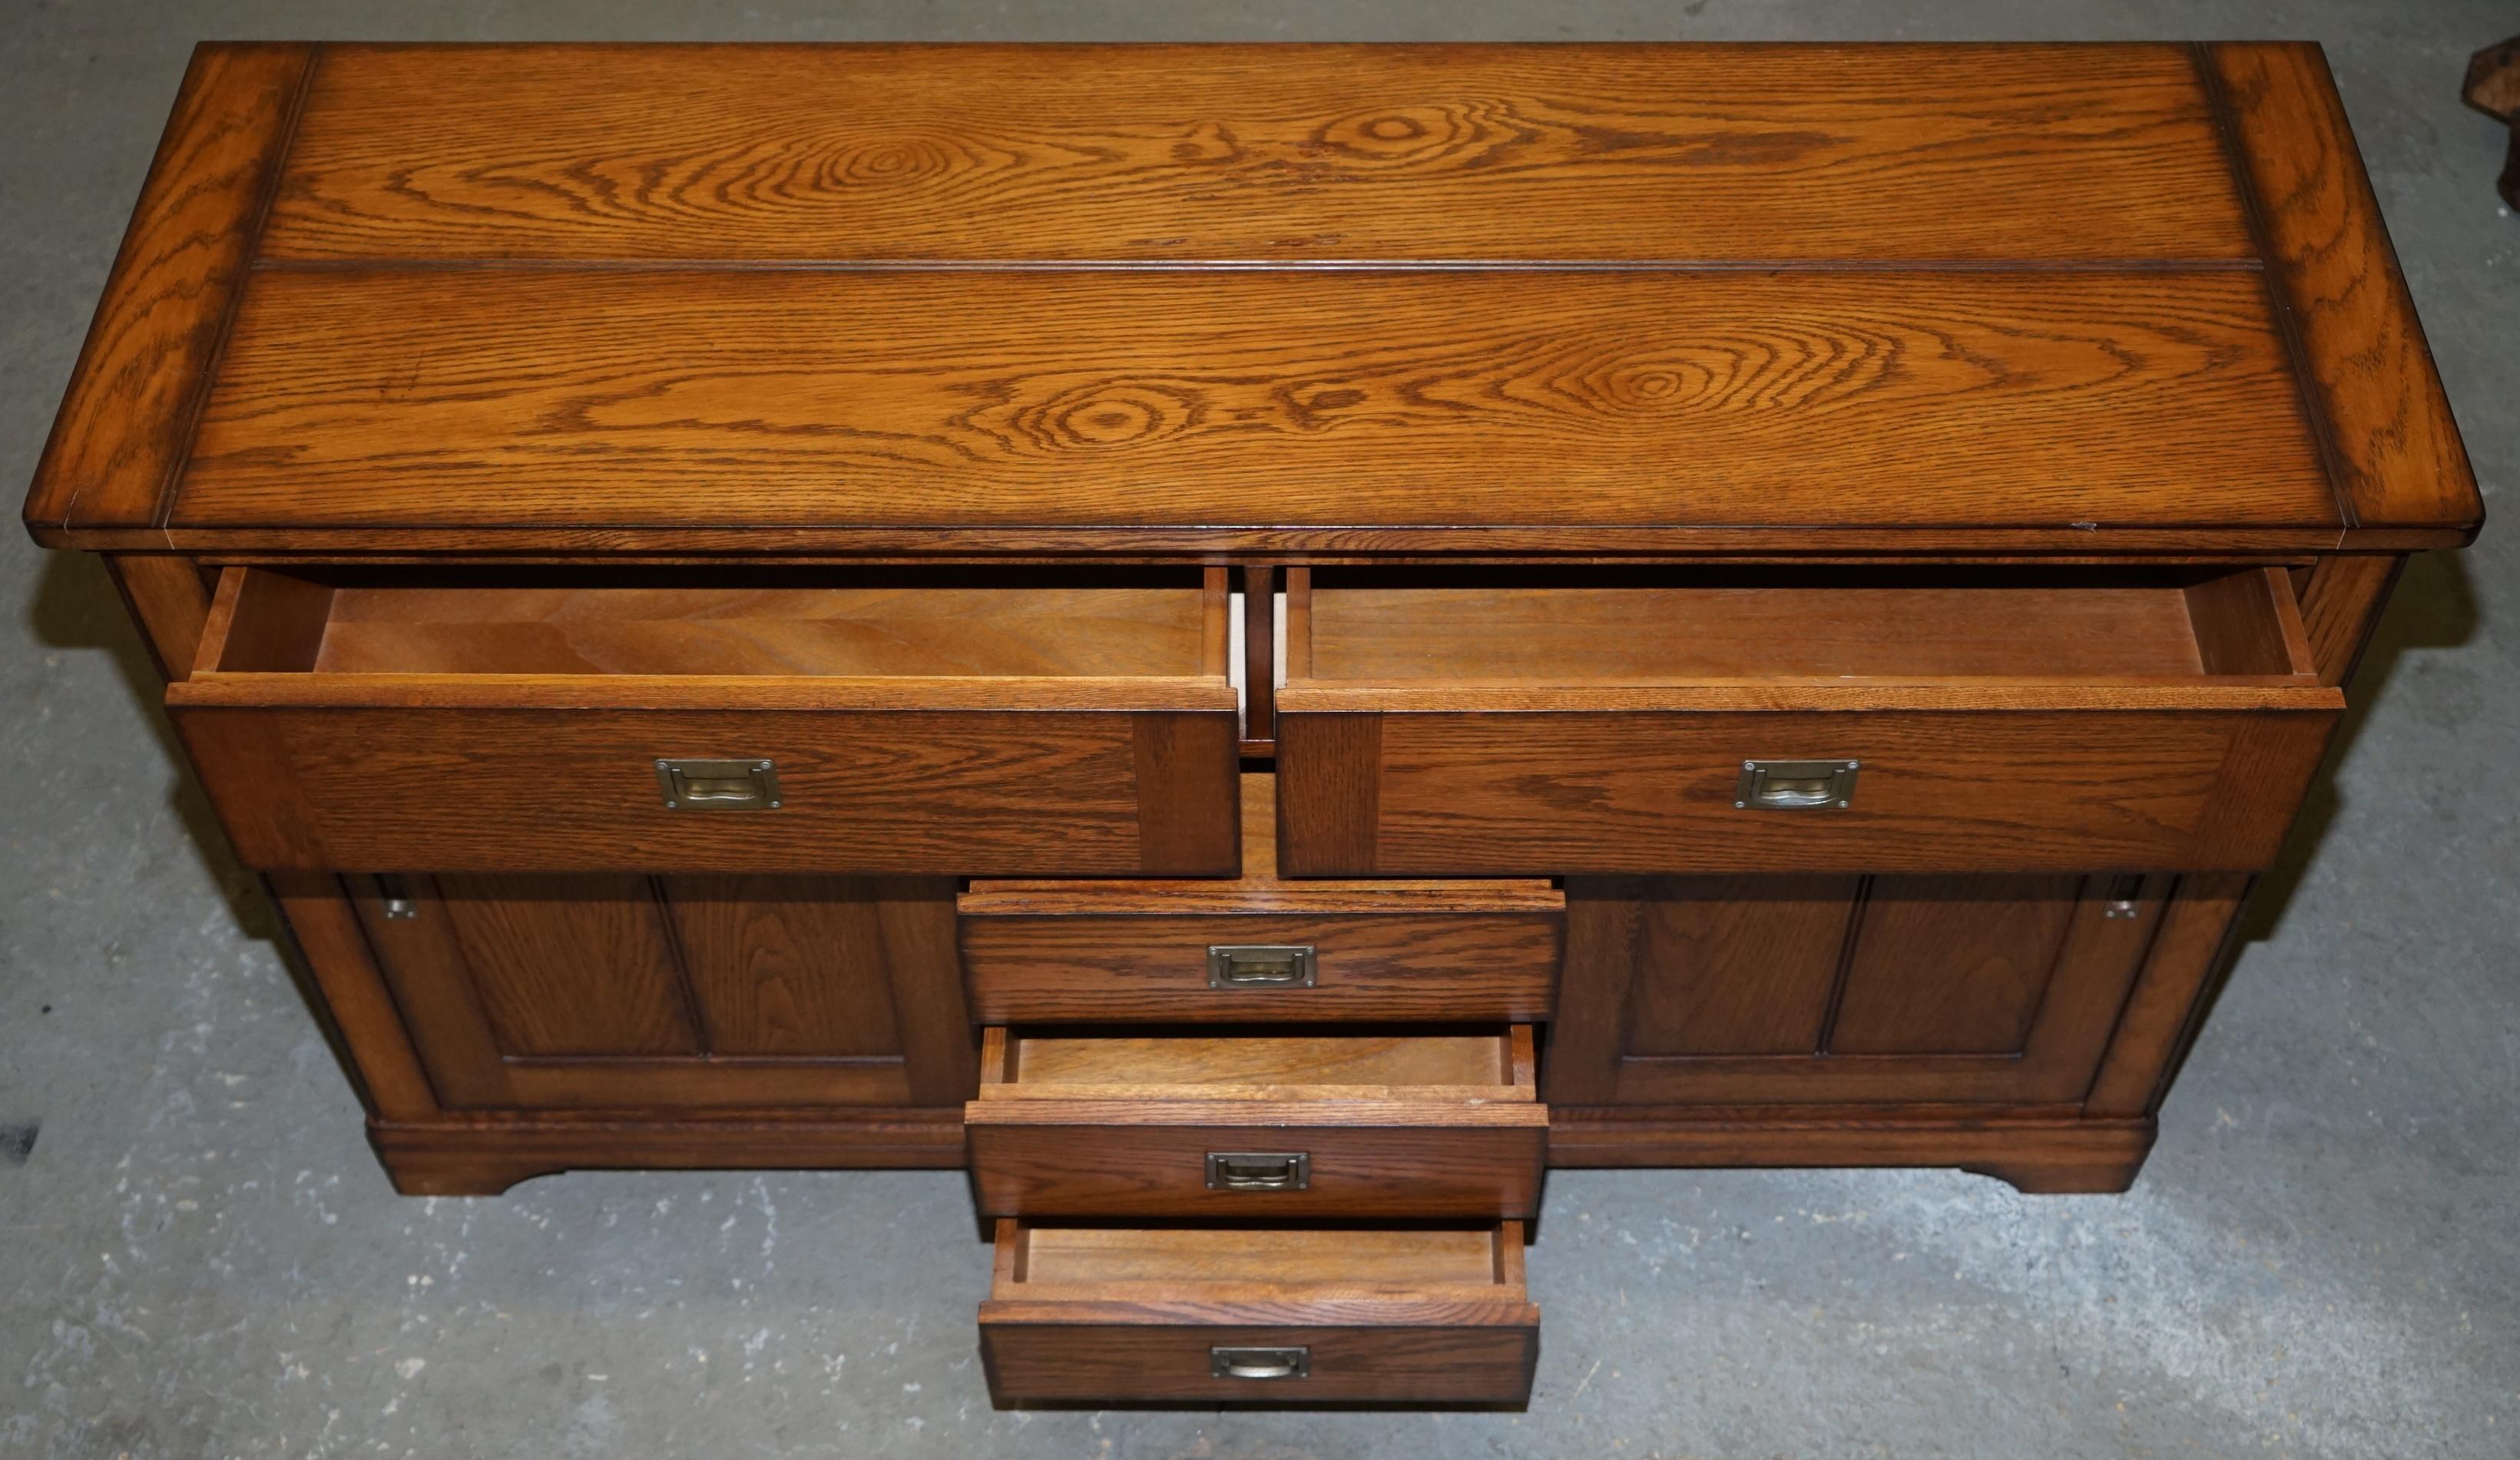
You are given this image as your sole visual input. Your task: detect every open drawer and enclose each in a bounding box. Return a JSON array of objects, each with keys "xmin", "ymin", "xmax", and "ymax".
[
  {"xmin": 166, "ymin": 566, "xmax": 1240, "ymax": 875},
  {"xmin": 964, "ymin": 1026, "xmax": 1548, "ymax": 1219},
  {"xmin": 1276, "ymin": 565, "xmax": 2345, "ymax": 876},
  {"xmin": 979, "ymin": 1220, "xmax": 1538, "ymax": 1406}
]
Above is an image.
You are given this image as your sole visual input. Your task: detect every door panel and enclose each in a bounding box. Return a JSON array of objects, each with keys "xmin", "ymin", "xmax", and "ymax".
[
  {"xmin": 1830, "ymin": 874, "xmax": 2082, "ymax": 1055},
  {"xmin": 352, "ymin": 872, "xmax": 975, "ymax": 1111},
  {"xmin": 435, "ymin": 874, "xmax": 700, "ymax": 1056},
  {"xmin": 1624, "ymin": 875, "xmax": 1857, "ymax": 1057},
  {"xmin": 1548, "ymin": 872, "xmax": 2167, "ymax": 1107},
  {"xmin": 663, "ymin": 876, "xmax": 904, "ymax": 1057}
]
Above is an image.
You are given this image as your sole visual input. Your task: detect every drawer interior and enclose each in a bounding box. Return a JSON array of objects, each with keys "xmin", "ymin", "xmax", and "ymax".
[
  {"xmin": 1289, "ymin": 564, "xmax": 2316, "ymax": 683},
  {"xmin": 961, "ymin": 769, "xmax": 1562, "ymax": 914},
  {"xmin": 977, "ymin": 1025, "xmax": 1537, "ymax": 1102},
  {"xmin": 197, "ymin": 564, "xmax": 1228, "ymax": 679},
  {"xmin": 979, "ymin": 1218, "xmax": 1540, "ymax": 1405},
  {"xmin": 993, "ymin": 1219, "xmax": 1526, "ymax": 1300}
]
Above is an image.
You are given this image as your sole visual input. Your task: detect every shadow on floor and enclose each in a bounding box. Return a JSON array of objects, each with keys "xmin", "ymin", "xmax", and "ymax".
[
  {"xmin": 22, "ymin": 549, "xmax": 280, "ymax": 942},
  {"xmin": 2242, "ymin": 548, "xmax": 2483, "ymax": 944}
]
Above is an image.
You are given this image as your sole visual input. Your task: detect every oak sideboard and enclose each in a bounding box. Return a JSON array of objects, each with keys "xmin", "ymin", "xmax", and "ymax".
[{"xmin": 24, "ymin": 41, "xmax": 2479, "ymax": 1408}]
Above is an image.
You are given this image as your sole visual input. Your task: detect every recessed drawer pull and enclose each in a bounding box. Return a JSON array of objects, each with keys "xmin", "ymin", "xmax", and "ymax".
[
  {"xmin": 1205, "ymin": 1150, "xmax": 1310, "ymax": 1190},
  {"xmin": 1734, "ymin": 758, "xmax": 1859, "ymax": 810},
  {"xmin": 1210, "ymin": 1346, "xmax": 1310, "ymax": 1381},
  {"xmin": 654, "ymin": 758, "xmax": 782, "ymax": 810},
  {"xmin": 1206, "ymin": 944, "xmax": 1317, "ymax": 988}
]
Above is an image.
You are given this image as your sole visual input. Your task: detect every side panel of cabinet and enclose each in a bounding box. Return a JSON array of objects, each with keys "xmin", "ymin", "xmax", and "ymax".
[
  {"xmin": 1547, "ymin": 872, "xmax": 2168, "ymax": 1106},
  {"xmin": 349, "ymin": 873, "xmax": 977, "ymax": 1111}
]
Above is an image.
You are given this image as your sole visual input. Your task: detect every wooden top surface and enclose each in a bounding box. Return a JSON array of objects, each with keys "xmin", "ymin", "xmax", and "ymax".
[{"xmin": 23, "ymin": 42, "xmax": 2482, "ymax": 554}]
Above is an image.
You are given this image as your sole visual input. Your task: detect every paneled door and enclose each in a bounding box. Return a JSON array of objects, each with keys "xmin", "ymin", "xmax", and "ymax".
[
  {"xmin": 1545, "ymin": 874, "xmax": 2171, "ymax": 1106},
  {"xmin": 343, "ymin": 874, "xmax": 977, "ymax": 1111}
]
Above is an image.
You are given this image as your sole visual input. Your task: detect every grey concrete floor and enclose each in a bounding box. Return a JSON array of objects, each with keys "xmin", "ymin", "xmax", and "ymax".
[{"xmin": 3, "ymin": 1, "xmax": 2514, "ymax": 1455}]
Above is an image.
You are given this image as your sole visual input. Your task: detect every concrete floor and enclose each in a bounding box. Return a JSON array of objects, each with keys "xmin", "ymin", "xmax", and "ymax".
[{"xmin": 3, "ymin": 0, "xmax": 2514, "ymax": 1455}]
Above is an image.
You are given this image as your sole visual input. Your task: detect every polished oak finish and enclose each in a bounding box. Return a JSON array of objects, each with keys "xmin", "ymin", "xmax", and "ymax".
[
  {"xmin": 966, "ymin": 1025, "xmax": 1547, "ymax": 1220},
  {"xmin": 22, "ymin": 40, "xmax": 2479, "ymax": 1411},
  {"xmin": 962, "ymin": 773, "xmax": 1561, "ymax": 1023},
  {"xmin": 350, "ymin": 873, "xmax": 976, "ymax": 1111},
  {"xmin": 979, "ymin": 1219, "xmax": 1538, "ymax": 1405},
  {"xmin": 22, "ymin": 44, "xmax": 315, "ymax": 535},
  {"xmin": 171, "ymin": 268, "xmax": 2333, "ymax": 541},
  {"xmin": 263, "ymin": 45, "xmax": 2245, "ymax": 263},
  {"xmin": 171, "ymin": 566, "xmax": 1240, "ymax": 876},
  {"xmin": 1278, "ymin": 566, "xmax": 2343, "ymax": 876},
  {"xmin": 25, "ymin": 44, "xmax": 2475, "ymax": 556}
]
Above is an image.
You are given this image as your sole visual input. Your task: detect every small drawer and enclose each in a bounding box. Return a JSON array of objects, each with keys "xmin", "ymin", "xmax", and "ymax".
[
  {"xmin": 960, "ymin": 772, "xmax": 1561, "ymax": 1022},
  {"xmin": 979, "ymin": 1219, "xmax": 1538, "ymax": 1406},
  {"xmin": 166, "ymin": 565, "xmax": 1239, "ymax": 876},
  {"xmin": 1276, "ymin": 564, "xmax": 2345, "ymax": 876},
  {"xmin": 964, "ymin": 1026, "xmax": 1547, "ymax": 1219}
]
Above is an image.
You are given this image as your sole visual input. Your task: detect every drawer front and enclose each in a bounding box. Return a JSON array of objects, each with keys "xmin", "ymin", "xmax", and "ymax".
[
  {"xmin": 961, "ymin": 912, "xmax": 1561, "ymax": 1023},
  {"xmin": 171, "ymin": 704, "xmax": 1238, "ymax": 876},
  {"xmin": 1277, "ymin": 705, "xmax": 2339, "ymax": 876},
  {"xmin": 966, "ymin": 1114, "xmax": 1548, "ymax": 1219},
  {"xmin": 981, "ymin": 1322, "xmax": 1537, "ymax": 1405}
]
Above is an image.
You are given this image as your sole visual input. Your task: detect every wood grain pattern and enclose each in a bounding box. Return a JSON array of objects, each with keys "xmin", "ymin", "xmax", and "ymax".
[
  {"xmin": 869, "ymin": 885, "xmax": 982, "ymax": 1107},
  {"xmin": 103, "ymin": 556, "xmax": 213, "ymax": 682},
  {"xmin": 23, "ymin": 43, "xmax": 312, "ymax": 535},
  {"xmin": 960, "ymin": 771, "xmax": 1559, "ymax": 1022},
  {"xmin": 1538, "ymin": 883, "xmax": 1645, "ymax": 1107},
  {"xmin": 662, "ymin": 876, "xmax": 904, "ymax": 1057},
  {"xmin": 1829, "ymin": 875, "xmax": 2081, "ymax": 1055},
  {"xmin": 962, "ymin": 912, "xmax": 1561, "ymax": 1025},
  {"xmin": 2208, "ymin": 43, "xmax": 2482, "ymax": 539},
  {"xmin": 968, "ymin": 1025, "xmax": 1544, "ymax": 1217},
  {"xmin": 2085, "ymin": 873, "xmax": 2252, "ymax": 1116},
  {"xmin": 2184, "ymin": 567, "xmax": 2312, "ymax": 675},
  {"xmin": 264, "ymin": 43, "xmax": 2247, "ymax": 263},
  {"xmin": 171, "ymin": 674, "xmax": 1237, "ymax": 712},
  {"xmin": 171, "ymin": 269, "xmax": 2330, "ymax": 535},
  {"xmin": 54, "ymin": 521, "xmax": 2383, "ymax": 557},
  {"xmin": 1310, "ymin": 578, "xmax": 2220, "ymax": 681},
  {"xmin": 1554, "ymin": 874, "xmax": 2164, "ymax": 1107},
  {"xmin": 350, "ymin": 872, "xmax": 519, "ymax": 1108},
  {"xmin": 368, "ymin": 1111, "xmax": 967, "ymax": 1196},
  {"xmin": 1008, "ymin": 1224, "xmax": 1507, "ymax": 1292},
  {"xmin": 966, "ymin": 1114, "xmax": 1547, "ymax": 1220},
  {"xmin": 1131, "ymin": 713, "xmax": 1243, "ymax": 875},
  {"xmin": 981, "ymin": 1323, "xmax": 1537, "ymax": 1406},
  {"xmin": 2293, "ymin": 554, "xmax": 2404, "ymax": 686},
  {"xmin": 167, "ymin": 704, "xmax": 1237, "ymax": 876},
  {"xmin": 267, "ymin": 872, "xmax": 442, "ymax": 1122},
  {"xmin": 1622, "ymin": 876, "xmax": 1859, "ymax": 1057},
  {"xmin": 432, "ymin": 875, "xmax": 700, "ymax": 1055},
  {"xmin": 982, "ymin": 1218, "xmax": 1535, "ymax": 1405},
  {"xmin": 23, "ymin": 44, "xmax": 2466, "ymax": 1227},
  {"xmin": 1279, "ymin": 708, "xmax": 2340, "ymax": 876},
  {"xmin": 346, "ymin": 872, "xmax": 967, "ymax": 1112},
  {"xmin": 198, "ymin": 565, "xmax": 333, "ymax": 673},
  {"xmin": 962, "ymin": 772, "xmax": 1559, "ymax": 915},
  {"xmin": 1545, "ymin": 1107, "xmax": 2155, "ymax": 1194},
  {"xmin": 995, "ymin": 1030, "xmax": 1528, "ymax": 1101},
  {"xmin": 314, "ymin": 581, "xmax": 1215, "ymax": 677}
]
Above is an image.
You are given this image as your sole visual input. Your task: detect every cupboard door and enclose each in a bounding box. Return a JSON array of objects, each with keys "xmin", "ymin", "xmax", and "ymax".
[
  {"xmin": 349, "ymin": 873, "xmax": 976, "ymax": 1111},
  {"xmin": 1548, "ymin": 873, "xmax": 2167, "ymax": 1106}
]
